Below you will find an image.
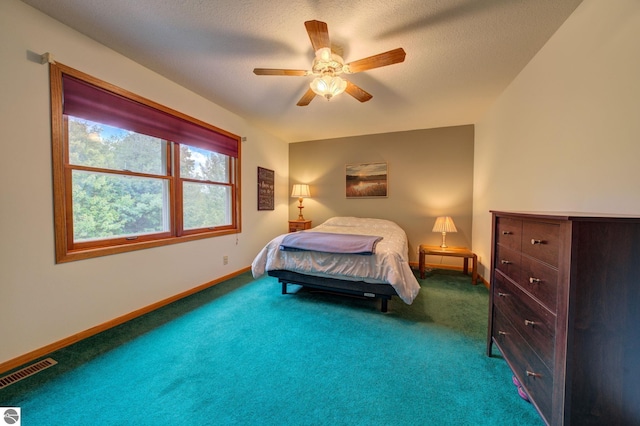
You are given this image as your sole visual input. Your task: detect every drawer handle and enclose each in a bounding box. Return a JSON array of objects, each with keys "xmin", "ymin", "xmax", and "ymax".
[
  {"xmin": 524, "ymin": 319, "xmax": 536, "ymax": 327},
  {"xmin": 498, "ymin": 331, "xmax": 507, "ymax": 336},
  {"xmin": 526, "ymin": 370, "xmax": 542, "ymax": 378},
  {"xmin": 530, "ymin": 239, "xmax": 543, "ymax": 245},
  {"xmin": 497, "ymin": 292, "xmax": 508, "ymax": 297},
  {"xmin": 529, "ymin": 277, "xmax": 541, "ymax": 284},
  {"xmin": 500, "ymin": 260, "xmax": 511, "ymax": 265},
  {"xmin": 502, "ymin": 231, "xmax": 512, "ymax": 235}
]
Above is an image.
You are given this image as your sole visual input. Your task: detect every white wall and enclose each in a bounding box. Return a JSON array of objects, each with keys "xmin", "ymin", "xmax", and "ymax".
[
  {"xmin": 473, "ymin": 0, "xmax": 640, "ymax": 278},
  {"xmin": 0, "ymin": 0, "xmax": 289, "ymax": 366}
]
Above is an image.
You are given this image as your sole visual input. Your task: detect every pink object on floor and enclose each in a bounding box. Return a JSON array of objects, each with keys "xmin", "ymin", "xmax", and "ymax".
[
  {"xmin": 517, "ymin": 385, "xmax": 530, "ymax": 402},
  {"xmin": 512, "ymin": 375, "xmax": 530, "ymax": 402},
  {"xmin": 512, "ymin": 375, "xmax": 521, "ymax": 387}
]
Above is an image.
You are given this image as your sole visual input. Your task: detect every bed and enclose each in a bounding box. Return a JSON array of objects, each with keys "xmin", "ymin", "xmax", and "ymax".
[{"xmin": 251, "ymin": 217, "xmax": 420, "ymax": 312}]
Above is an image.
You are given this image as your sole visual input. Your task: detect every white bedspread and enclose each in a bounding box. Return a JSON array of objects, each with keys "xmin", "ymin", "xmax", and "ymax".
[{"xmin": 251, "ymin": 217, "xmax": 420, "ymax": 304}]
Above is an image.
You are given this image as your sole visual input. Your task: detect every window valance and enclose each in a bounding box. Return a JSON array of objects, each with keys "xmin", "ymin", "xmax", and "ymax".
[{"xmin": 62, "ymin": 74, "xmax": 238, "ymax": 157}]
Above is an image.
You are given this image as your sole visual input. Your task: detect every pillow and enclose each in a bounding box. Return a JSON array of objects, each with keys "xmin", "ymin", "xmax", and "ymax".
[{"xmin": 322, "ymin": 216, "xmax": 398, "ymax": 230}]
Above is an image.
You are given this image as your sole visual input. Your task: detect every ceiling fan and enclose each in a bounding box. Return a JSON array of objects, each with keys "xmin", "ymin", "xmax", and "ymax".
[{"xmin": 253, "ymin": 20, "xmax": 406, "ymax": 106}]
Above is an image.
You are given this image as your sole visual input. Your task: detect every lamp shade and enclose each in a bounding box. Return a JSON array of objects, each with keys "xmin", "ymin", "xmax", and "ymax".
[
  {"xmin": 310, "ymin": 75, "xmax": 347, "ymax": 100},
  {"xmin": 432, "ymin": 216, "xmax": 457, "ymax": 233},
  {"xmin": 432, "ymin": 216, "xmax": 457, "ymax": 248},
  {"xmin": 291, "ymin": 184, "xmax": 310, "ymax": 198}
]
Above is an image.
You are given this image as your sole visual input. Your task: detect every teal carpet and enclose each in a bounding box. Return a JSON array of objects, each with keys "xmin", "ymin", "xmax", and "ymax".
[{"xmin": 0, "ymin": 269, "xmax": 542, "ymax": 425}]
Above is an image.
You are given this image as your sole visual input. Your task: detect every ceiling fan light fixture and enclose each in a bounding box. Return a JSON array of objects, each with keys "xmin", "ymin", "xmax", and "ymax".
[
  {"xmin": 254, "ymin": 20, "xmax": 406, "ymax": 106},
  {"xmin": 310, "ymin": 75, "xmax": 347, "ymax": 100}
]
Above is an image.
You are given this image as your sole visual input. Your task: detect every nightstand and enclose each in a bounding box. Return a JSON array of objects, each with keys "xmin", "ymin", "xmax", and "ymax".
[
  {"xmin": 288, "ymin": 219, "xmax": 312, "ymax": 232},
  {"xmin": 419, "ymin": 245, "xmax": 478, "ymax": 284}
]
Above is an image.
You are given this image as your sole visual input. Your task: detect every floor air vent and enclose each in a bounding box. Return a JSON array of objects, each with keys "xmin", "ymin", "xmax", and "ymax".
[{"xmin": 0, "ymin": 357, "xmax": 57, "ymax": 389}]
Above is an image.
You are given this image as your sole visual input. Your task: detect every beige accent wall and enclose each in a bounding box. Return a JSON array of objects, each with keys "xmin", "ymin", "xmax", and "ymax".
[
  {"xmin": 473, "ymin": 0, "xmax": 640, "ymax": 280},
  {"xmin": 290, "ymin": 126, "xmax": 474, "ymax": 264},
  {"xmin": 0, "ymin": 0, "xmax": 289, "ymax": 365}
]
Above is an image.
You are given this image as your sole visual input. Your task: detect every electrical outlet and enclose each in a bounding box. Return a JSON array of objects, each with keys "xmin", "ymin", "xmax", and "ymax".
[{"xmin": 223, "ymin": 255, "xmax": 228, "ymax": 265}]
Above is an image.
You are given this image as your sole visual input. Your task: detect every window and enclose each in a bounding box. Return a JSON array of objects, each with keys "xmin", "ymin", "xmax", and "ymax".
[{"xmin": 50, "ymin": 63, "xmax": 241, "ymax": 262}]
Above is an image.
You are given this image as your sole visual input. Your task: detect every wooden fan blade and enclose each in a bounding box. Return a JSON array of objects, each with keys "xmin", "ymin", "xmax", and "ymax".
[
  {"xmin": 345, "ymin": 80, "xmax": 373, "ymax": 102},
  {"xmin": 345, "ymin": 48, "xmax": 406, "ymax": 73},
  {"xmin": 304, "ymin": 20, "xmax": 330, "ymax": 52},
  {"xmin": 297, "ymin": 88, "xmax": 316, "ymax": 106},
  {"xmin": 253, "ymin": 68, "xmax": 309, "ymax": 76}
]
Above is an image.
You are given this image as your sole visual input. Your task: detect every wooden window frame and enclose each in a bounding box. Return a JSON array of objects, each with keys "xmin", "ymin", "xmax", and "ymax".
[{"xmin": 50, "ymin": 63, "xmax": 241, "ymax": 263}]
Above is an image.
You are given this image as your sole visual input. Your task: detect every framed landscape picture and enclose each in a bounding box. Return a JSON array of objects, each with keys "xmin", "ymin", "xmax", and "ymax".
[
  {"xmin": 345, "ymin": 162, "xmax": 388, "ymax": 198},
  {"xmin": 257, "ymin": 166, "xmax": 274, "ymax": 210}
]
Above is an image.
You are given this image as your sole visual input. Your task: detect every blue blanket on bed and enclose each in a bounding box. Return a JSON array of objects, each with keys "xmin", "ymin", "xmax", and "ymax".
[{"xmin": 280, "ymin": 232, "xmax": 383, "ymax": 255}]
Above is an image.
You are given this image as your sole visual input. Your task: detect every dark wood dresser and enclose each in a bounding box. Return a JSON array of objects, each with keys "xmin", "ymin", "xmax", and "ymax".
[{"xmin": 487, "ymin": 211, "xmax": 640, "ymax": 425}]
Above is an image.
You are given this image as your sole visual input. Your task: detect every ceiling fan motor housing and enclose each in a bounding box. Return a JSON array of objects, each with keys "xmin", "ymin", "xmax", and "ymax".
[{"xmin": 312, "ymin": 47, "xmax": 345, "ymax": 76}]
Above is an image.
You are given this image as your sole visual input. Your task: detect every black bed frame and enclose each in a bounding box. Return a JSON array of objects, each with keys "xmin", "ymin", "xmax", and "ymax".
[{"xmin": 268, "ymin": 270, "xmax": 398, "ymax": 312}]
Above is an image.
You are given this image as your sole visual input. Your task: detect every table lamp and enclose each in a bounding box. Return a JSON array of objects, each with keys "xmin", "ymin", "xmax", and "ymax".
[
  {"xmin": 432, "ymin": 216, "xmax": 457, "ymax": 248},
  {"xmin": 291, "ymin": 184, "xmax": 310, "ymax": 220}
]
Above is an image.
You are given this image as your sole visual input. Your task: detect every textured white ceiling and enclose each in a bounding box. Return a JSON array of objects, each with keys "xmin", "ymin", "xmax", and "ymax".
[{"xmin": 21, "ymin": 0, "xmax": 582, "ymax": 142}]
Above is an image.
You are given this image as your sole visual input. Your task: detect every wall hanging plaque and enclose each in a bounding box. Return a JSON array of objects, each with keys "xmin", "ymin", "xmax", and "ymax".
[{"xmin": 257, "ymin": 166, "xmax": 275, "ymax": 210}]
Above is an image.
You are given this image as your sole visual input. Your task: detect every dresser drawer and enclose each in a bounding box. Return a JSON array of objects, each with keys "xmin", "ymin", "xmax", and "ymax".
[
  {"xmin": 492, "ymin": 307, "xmax": 553, "ymax": 422},
  {"xmin": 520, "ymin": 256, "xmax": 558, "ymax": 313},
  {"xmin": 496, "ymin": 217, "xmax": 522, "ymax": 251},
  {"xmin": 289, "ymin": 220, "xmax": 312, "ymax": 232},
  {"xmin": 494, "ymin": 272, "xmax": 555, "ymax": 371},
  {"xmin": 495, "ymin": 245, "xmax": 521, "ymax": 283},
  {"xmin": 522, "ymin": 221, "xmax": 560, "ymax": 267}
]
